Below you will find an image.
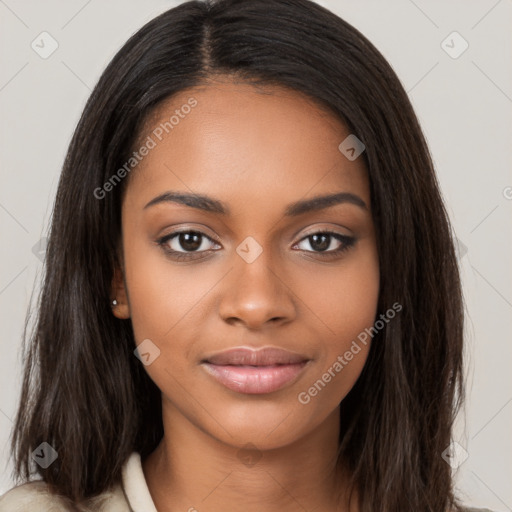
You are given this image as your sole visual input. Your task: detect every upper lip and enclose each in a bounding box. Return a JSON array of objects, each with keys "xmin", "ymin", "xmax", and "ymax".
[{"xmin": 202, "ymin": 347, "xmax": 309, "ymax": 366}]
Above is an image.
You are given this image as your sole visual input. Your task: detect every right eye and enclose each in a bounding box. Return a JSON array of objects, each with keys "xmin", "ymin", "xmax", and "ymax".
[{"xmin": 157, "ymin": 230, "xmax": 221, "ymax": 261}]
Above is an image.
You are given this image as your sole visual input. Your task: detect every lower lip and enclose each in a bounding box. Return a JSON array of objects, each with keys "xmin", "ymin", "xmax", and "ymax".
[{"xmin": 201, "ymin": 361, "xmax": 309, "ymax": 394}]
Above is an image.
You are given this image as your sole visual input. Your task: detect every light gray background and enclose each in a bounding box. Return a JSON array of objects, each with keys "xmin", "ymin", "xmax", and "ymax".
[{"xmin": 1, "ymin": 0, "xmax": 511, "ymax": 509}]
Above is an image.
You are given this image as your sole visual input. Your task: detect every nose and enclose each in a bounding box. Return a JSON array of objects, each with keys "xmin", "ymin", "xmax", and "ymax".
[{"xmin": 218, "ymin": 248, "xmax": 296, "ymax": 330}]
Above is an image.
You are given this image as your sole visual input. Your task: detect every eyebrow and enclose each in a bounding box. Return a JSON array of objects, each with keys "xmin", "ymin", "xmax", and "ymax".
[{"xmin": 143, "ymin": 190, "xmax": 367, "ymax": 216}]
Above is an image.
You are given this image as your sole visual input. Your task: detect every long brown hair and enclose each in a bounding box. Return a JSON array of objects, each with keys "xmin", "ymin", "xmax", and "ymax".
[{"xmin": 10, "ymin": 1, "xmax": 465, "ymax": 510}]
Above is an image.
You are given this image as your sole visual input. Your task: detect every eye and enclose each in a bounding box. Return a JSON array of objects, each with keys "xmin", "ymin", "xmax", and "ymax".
[
  {"xmin": 157, "ymin": 230, "xmax": 220, "ymax": 261},
  {"xmin": 294, "ymin": 231, "xmax": 356, "ymax": 257},
  {"xmin": 157, "ymin": 229, "xmax": 356, "ymax": 262}
]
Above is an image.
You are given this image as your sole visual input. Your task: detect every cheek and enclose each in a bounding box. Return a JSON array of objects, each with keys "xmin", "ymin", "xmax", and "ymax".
[
  {"xmin": 122, "ymin": 232, "xmax": 196, "ymax": 343},
  {"xmin": 295, "ymin": 244, "xmax": 380, "ymax": 347}
]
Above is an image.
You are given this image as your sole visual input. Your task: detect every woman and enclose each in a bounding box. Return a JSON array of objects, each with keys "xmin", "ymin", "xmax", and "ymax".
[{"xmin": 0, "ymin": 0, "xmax": 494, "ymax": 510}]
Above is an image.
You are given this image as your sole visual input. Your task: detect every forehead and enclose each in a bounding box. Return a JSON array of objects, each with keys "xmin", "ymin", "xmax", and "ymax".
[{"xmin": 124, "ymin": 79, "xmax": 369, "ymax": 215}]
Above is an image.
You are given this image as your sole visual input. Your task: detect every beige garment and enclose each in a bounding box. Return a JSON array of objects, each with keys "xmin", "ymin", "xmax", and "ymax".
[{"xmin": 0, "ymin": 452, "xmax": 155, "ymax": 512}]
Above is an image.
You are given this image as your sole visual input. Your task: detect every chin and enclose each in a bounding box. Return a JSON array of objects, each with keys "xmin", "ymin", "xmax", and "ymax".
[{"xmin": 200, "ymin": 398, "xmax": 331, "ymax": 451}]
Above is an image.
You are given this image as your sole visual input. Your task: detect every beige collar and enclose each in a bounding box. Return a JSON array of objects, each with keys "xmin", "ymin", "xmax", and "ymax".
[{"xmin": 121, "ymin": 452, "xmax": 158, "ymax": 512}]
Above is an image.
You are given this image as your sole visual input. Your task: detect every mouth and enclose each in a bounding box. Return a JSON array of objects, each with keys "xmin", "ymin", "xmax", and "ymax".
[{"xmin": 200, "ymin": 347, "xmax": 311, "ymax": 394}]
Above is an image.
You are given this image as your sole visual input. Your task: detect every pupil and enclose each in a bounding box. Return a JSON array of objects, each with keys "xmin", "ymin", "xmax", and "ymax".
[
  {"xmin": 311, "ymin": 234, "xmax": 329, "ymax": 251},
  {"xmin": 180, "ymin": 232, "xmax": 201, "ymax": 251}
]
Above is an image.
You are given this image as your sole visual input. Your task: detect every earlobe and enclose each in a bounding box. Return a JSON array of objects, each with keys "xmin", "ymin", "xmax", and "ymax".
[
  {"xmin": 111, "ymin": 298, "xmax": 130, "ymax": 319},
  {"xmin": 111, "ymin": 265, "xmax": 131, "ymax": 319}
]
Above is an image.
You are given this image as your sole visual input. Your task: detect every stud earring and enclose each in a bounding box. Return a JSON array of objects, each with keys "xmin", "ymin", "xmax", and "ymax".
[{"xmin": 112, "ymin": 299, "xmax": 118, "ymax": 306}]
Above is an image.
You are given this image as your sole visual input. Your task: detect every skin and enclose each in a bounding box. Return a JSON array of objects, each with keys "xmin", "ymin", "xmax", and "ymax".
[{"xmin": 112, "ymin": 78, "xmax": 379, "ymax": 512}]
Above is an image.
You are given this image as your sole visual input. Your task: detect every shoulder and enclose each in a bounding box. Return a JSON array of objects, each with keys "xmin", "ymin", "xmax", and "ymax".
[
  {"xmin": 458, "ymin": 507, "xmax": 497, "ymax": 512},
  {"xmin": 0, "ymin": 481, "xmax": 66, "ymax": 511},
  {"xmin": 0, "ymin": 480, "xmax": 131, "ymax": 512}
]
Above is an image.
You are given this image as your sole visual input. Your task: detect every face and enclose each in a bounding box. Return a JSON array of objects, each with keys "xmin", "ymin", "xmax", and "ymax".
[{"xmin": 112, "ymin": 79, "xmax": 379, "ymax": 451}]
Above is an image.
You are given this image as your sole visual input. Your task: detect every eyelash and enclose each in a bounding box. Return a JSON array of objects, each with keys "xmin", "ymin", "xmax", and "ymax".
[{"xmin": 156, "ymin": 229, "xmax": 356, "ymax": 262}]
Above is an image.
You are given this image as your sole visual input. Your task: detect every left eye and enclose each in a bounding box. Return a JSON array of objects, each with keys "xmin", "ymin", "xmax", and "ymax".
[{"xmin": 294, "ymin": 231, "xmax": 355, "ymax": 254}]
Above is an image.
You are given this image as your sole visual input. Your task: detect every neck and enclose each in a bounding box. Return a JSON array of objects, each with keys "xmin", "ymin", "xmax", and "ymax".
[{"xmin": 142, "ymin": 402, "xmax": 357, "ymax": 512}]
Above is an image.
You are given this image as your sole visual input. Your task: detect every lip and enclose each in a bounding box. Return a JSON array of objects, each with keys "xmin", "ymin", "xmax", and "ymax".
[{"xmin": 200, "ymin": 347, "xmax": 311, "ymax": 394}]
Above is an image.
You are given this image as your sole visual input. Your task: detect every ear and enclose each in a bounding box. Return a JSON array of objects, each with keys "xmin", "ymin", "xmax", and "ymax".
[{"xmin": 111, "ymin": 264, "xmax": 131, "ymax": 319}]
